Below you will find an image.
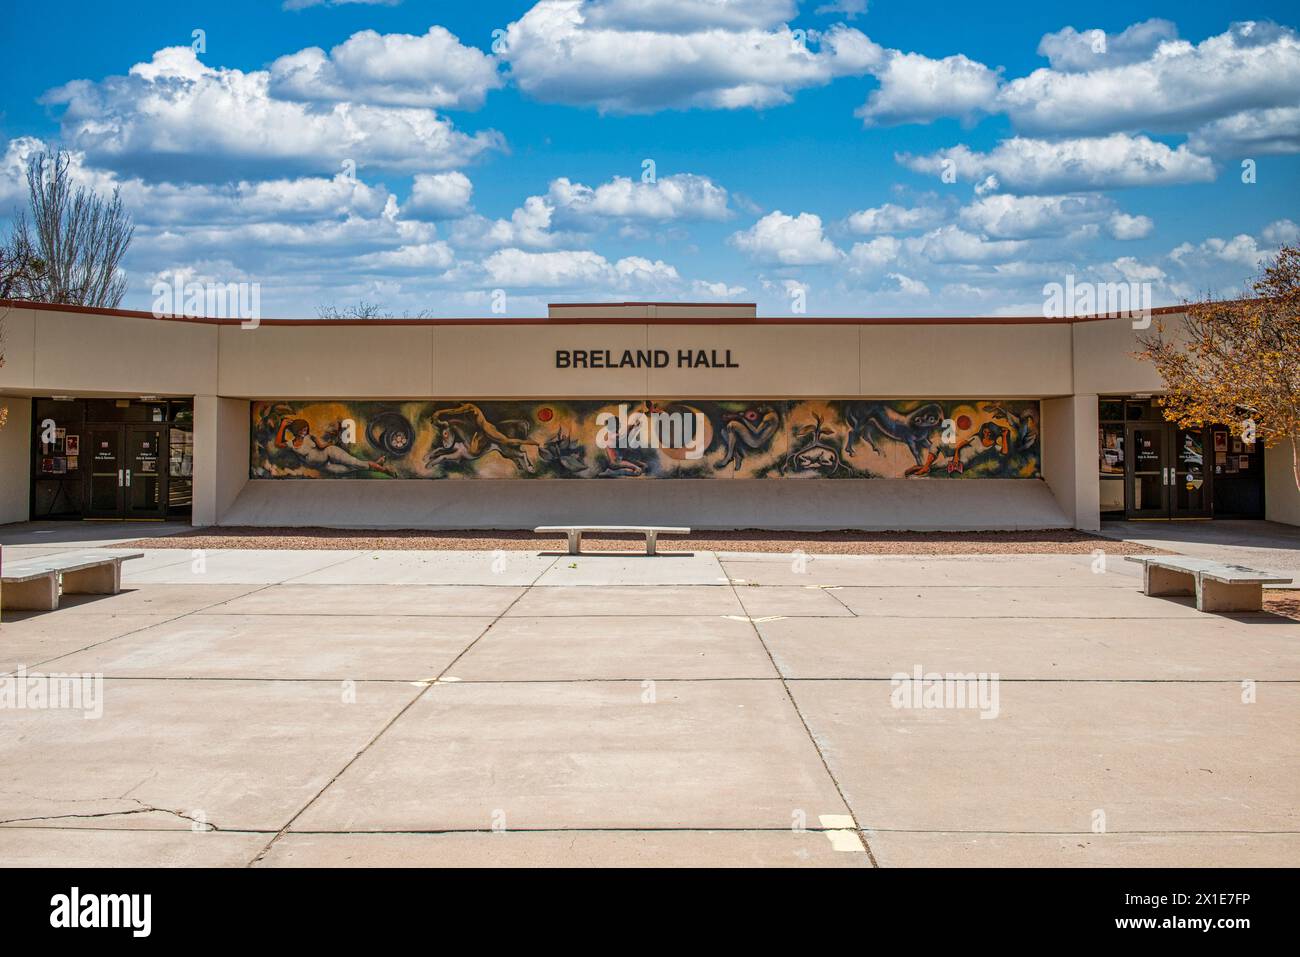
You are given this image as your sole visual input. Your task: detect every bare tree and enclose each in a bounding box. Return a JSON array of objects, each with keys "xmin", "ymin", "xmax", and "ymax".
[
  {"xmin": 316, "ymin": 300, "xmax": 433, "ymax": 320},
  {"xmin": 10, "ymin": 150, "xmax": 134, "ymax": 307}
]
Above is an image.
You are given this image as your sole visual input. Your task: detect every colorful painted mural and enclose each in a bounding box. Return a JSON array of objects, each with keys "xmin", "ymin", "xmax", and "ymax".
[{"xmin": 250, "ymin": 400, "xmax": 1041, "ymax": 480}]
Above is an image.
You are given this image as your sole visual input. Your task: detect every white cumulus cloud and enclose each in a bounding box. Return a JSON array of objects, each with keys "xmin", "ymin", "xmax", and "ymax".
[
  {"xmin": 729, "ymin": 210, "xmax": 842, "ymax": 265},
  {"xmin": 269, "ymin": 26, "xmax": 502, "ymax": 109}
]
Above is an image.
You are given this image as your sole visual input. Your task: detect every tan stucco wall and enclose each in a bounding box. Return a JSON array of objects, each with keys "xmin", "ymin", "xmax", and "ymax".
[
  {"xmin": 1072, "ymin": 314, "xmax": 1173, "ymax": 397},
  {"xmin": 0, "ymin": 308, "xmax": 1106, "ymax": 401},
  {"xmin": 1265, "ymin": 441, "xmax": 1300, "ymax": 526},
  {"xmin": 219, "ymin": 324, "xmax": 434, "ymax": 399},
  {"xmin": 0, "ymin": 397, "xmax": 32, "ymax": 524},
  {"xmin": 0, "ymin": 306, "xmax": 219, "ymax": 397},
  {"xmin": 3, "ymin": 303, "xmax": 1291, "ymax": 529},
  {"xmin": 433, "ymin": 324, "xmax": 650, "ymax": 397}
]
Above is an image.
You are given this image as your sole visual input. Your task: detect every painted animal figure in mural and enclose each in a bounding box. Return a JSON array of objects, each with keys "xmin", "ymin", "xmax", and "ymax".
[
  {"xmin": 426, "ymin": 402, "xmax": 540, "ymax": 473},
  {"xmin": 538, "ymin": 428, "xmax": 589, "ymax": 475},
  {"xmin": 714, "ymin": 405, "xmax": 781, "ymax": 471},
  {"xmin": 842, "ymin": 402, "xmax": 945, "ymax": 472},
  {"xmin": 983, "ymin": 404, "xmax": 1039, "ymax": 453},
  {"xmin": 274, "ymin": 418, "xmax": 396, "ymax": 475},
  {"xmin": 781, "ymin": 414, "xmax": 846, "ymax": 475}
]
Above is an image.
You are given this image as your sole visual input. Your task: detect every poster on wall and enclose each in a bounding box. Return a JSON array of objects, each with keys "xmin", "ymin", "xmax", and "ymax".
[{"xmin": 250, "ymin": 399, "xmax": 1042, "ymax": 481}]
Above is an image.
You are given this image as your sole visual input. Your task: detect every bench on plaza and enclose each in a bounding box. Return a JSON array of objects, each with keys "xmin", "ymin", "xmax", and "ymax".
[
  {"xmin": 1124, "ymin": 555, "xmax": 1292, "ymax": 613},
  {"xmin": 0, "ymin": 550, "xmax": 144, "ymax": 612},
  {"xmin": 534, "ymin": 525, "xmax": 690, "ymax": 556}
]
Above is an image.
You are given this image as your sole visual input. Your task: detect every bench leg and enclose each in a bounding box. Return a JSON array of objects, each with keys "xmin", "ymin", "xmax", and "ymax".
[
  {"xmin": 1144, "ymin": 564, "xmax": 1195, "ymax": 597},
  {"xmin": 2, "ymin": 574, "xmax": 59, "ymax": 612},
  {"xmin": 567, "ymin": 531, "xmax": 582, "ymax": 556},
  {"xmin": 645, "ymin": 531, "xmax": 658, "ymax": 556},
  {"xmin": 1196, "ymin": 579, "xmax": 1264, "ymax": 613},
  {"xmin": 62, "ymin": 562, "xmax": 122, "ymax": 595}
]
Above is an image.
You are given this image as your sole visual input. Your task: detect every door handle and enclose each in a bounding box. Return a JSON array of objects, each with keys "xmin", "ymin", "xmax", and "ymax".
[
  {"xmin": 118, "ymin": 469, "xmax": 124, "ymax": 487},
  {"xmin": 125, "ymin": 469, "xmax": 132, "ymax": 487}
]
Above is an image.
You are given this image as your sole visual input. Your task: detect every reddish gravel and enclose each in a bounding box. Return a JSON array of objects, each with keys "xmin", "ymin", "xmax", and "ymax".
[
  {"xmin": 1265, "ymin": 591, "xmax": 1300, "ymax": 621},
  {"xmin": 124, "ymin": 526, "xmax": 1164, "ymax": 556}
]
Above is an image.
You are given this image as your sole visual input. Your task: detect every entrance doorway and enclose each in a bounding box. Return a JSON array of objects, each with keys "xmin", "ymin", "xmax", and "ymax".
[
  {"xmin": 31, "ymin": 398, "xmax": 193, "ymax": 521},
  {"xmin": 1099, "ymin": 396, "xmax": 1265, "ymax": 521},
  {"xmin": 1124, "ymin": 422, "xmax": 1211, "ymax": 520},
  {"xmin": 84, "ymin": 425, "xmax": 169, "ymax": 519}
]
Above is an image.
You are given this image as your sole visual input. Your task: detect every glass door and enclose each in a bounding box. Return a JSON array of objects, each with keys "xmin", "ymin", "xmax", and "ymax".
[
  {"xmin": 86, "ymin": 427, "xmax": 125, "ymax": 518},
  {"xmin": 1125, "ymin": 424, "xmax": 1170, "ymax": 519},
  {"xmin": 126, "ymin": 426, "xmax": 167, "ymax": 518},
  {"xmin": 1171, "ymin": 426, "xmax": 1212, "ymax": 518}
]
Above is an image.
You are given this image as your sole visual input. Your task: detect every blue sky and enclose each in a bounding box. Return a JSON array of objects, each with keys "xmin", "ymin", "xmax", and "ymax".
[{"xmin": 1, "ymin": 0, "xmax": 1297, "ymax": 317}]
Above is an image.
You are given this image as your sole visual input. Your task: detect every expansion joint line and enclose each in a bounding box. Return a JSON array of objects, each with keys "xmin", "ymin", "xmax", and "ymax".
[
  {"xmin": 245, "ymin": 551, "xmax": 563, "ymax": 867},
  {"xmin": 728, "ymin": 573, "xmax": 878, "ymax": 867}
]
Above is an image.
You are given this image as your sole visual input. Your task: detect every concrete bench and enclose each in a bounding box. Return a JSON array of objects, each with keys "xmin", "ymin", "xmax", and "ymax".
[
  {"xmin": 1, "ymin": 550, "xmax": 144, "ymax": 612},
  {"xmin": 534, "ymin": 525, "xmax": 690, "ymax": 556},
  {"xmin": 1125, "ymin": 555, "xmax": 1292, "ymax": 613}
]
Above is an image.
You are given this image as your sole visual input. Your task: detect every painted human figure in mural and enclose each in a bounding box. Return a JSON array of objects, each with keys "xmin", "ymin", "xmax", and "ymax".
[
  {"xmin": 426, "ymin": 403, "xmax": 540, "ymax": 473},
  {"xmin": 714, "ymin": 405, "xmax": 781, "ymax": 471},
  {"xmin": 916, "ymin": 405, "xmax": 1040, "ymax": 475},
  {"xmin": 274, "ymin": 418, "xmax": 396, "ymax": 475}
]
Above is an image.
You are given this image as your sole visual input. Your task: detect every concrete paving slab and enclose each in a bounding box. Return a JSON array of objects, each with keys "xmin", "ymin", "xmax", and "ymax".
[
  {"xmin": 0, "ymin": 827, "xmax": 269, "ymax": 867},
  {"xmin": 1, "ymin": 614, "xmax": 171, "ymax": 676},
  {"xmin": 866, "ymin": 830, "xmax": 1300, "ymax": 867},
  {"xmin": 451, "ymin": 615, "xmax": 776, "ymax": 681},
  {"xmin": 1102, "ymin": 519, "xmax": 1300, "ymax": 588},
  {"xmin": 723, "ymin": 554, "xmax": 1142, "ymax": 588},
  {"xmin": 197, "ymin": 584, "xmax": 525, "ymax": 617},
  {"xmin": 789, "ymin": 679, "xmax": 1300, "ymax": 833},
  {"xmin": 532, "ymin": 552, "xmax": 726, "ymax": 587},
  {"xmin": 4, "ymin": 548, "xmax": 192, "ymax": 574},
  {"xmin": 124, "ymin": 549, "xmax": 362, "ymax": 585},
  {"xmin": 0, "ymin": 521, "xmax": 188, "ymax": 548},
  {"xmin": 832, "ymin": 584, "xmax": 1210, "ymax": 618},
  {"xmin": 287, "ymin": 550, "xmax": 556, "ymax": 586},
  {"xmin": 759, "ymin": 615, "xmax": 1300, "ymax": 680},
  {"xmin": 49, "ymin": 615, "xmax": 495, "ymax": 681},
  {"xmin": 505, "ymin": 584, "xmax": 743, "ymax": 618},
  {"xmin": 257, "ymin": 829, "xmax": 870, "ymax": 867},
  {"xmin": 0, "ymin": 679, "xmax": 420, "ymax": 831},
  {"xmin": 734, "ymin": 585, "xmax": 854, "ymax": 619},
  {"xmin": 293, "ymin": 680, "xmax": 849, "ymax": 832},
  {"xmin": 42, "ymin": 584, "xmax": 268, "ymax": 617}
]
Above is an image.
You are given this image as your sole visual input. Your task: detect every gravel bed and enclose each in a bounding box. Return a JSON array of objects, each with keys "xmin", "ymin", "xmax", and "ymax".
[{"xmin": 125, "ymin": 526, "xmax": 1163, "ymax": 556}]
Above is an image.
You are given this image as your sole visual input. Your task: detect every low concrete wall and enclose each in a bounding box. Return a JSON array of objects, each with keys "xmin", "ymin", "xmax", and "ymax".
[
  {"xmin": 0, "ymin": 397, "xmax": 31, "ymax": 524},
  {"xmin": 221, "ymin": 477, "xmax": 1070, "ymax": 531}
]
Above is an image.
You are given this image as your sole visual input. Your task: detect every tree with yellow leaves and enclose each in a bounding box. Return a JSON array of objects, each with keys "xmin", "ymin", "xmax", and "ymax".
[{"xmin": 1139, "ymin": 245, "xmax": 1300, "ymax": 492}]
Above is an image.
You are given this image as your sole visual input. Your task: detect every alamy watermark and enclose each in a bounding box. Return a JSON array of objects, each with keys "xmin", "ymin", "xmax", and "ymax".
[
  {"xmin": 890, "ymin": 665, "xmax": 1000, "ymax": 719},
  {"xmin": 1042, "ymin": 274, "xmax": 1152, "ymax": 329},
  {"xmin": 595, "ymin": 403, "xmax": 707, "ymax": 459},
  {"xmin": 152, "ymin": 272, "xmax": 261, "ymax": 329},
  {"xmin": 1, "ymin": 667, "xmax": 104, "ymax": 719}
]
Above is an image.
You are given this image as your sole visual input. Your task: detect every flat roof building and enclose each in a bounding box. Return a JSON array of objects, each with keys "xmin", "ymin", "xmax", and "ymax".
[{"xmin": 1, "ymin": 300, "xmax": 1295, "ymax": 531}]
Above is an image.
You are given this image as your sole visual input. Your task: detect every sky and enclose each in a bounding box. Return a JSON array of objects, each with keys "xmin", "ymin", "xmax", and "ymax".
[{"xmin": 0, "ymin": 0, "xmax": 1297, "ymax": 318}]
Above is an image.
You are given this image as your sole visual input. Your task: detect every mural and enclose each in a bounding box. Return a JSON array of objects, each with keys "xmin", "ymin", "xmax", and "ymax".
[{"xmin": 250, "ymin": 399, "xmax": 1041, "ymax": 480}]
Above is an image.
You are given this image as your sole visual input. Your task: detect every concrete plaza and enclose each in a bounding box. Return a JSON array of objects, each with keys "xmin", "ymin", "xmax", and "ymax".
[{"xmin": 1, "ymin": 530, "xmax": 1297, "ymax": 867}]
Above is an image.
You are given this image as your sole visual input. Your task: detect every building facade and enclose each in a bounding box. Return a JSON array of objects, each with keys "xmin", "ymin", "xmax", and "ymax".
[{"xmin": 1, "ymin": 300, "xmax": 1295, "ymax": 531}]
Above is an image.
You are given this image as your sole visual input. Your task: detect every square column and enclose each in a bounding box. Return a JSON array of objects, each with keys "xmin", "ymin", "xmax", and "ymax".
[
  {"xmin": 1041, "ymin": 394, "xmax": 1100, "ymax": 531},
  {"xmin": 191, "ymin": 395, "xmax": 250, "ymax": 527}
]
